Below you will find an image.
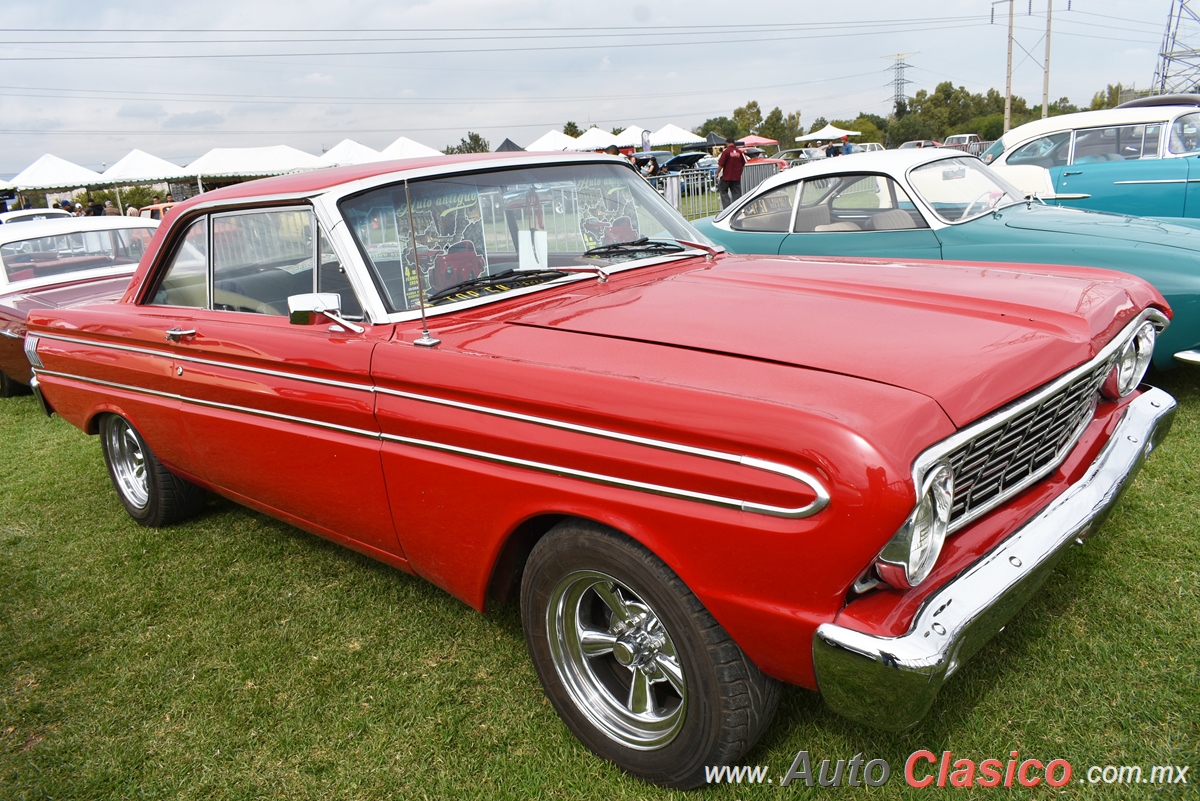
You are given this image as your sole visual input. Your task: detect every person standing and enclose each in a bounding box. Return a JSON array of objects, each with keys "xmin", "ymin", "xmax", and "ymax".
[
  {"xmin": 717, "ymin": 137, "xmax": 746, "ymax": 209},
  {"xmin": 841, "ymin": 135, "xmax": 853, "ymax": 156},
  {"xmin": 103, "ymin": 200, "xmax": 120, "ymax": 216}
]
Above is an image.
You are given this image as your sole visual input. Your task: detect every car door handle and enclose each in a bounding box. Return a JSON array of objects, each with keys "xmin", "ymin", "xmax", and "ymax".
[
  {"xmin": 1063, "ymin": 170, "xmax": 1083, "ymax": 176},
  {"xmin": 165, "ymin": 328, "xmax": 197, "ymax": 342}
]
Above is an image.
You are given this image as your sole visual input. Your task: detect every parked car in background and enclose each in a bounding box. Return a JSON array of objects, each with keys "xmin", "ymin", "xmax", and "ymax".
[
  {"xmin": 941, "ymin": 133, "xmax": 987, "ymax": 156},
  {"xmin": 899, "ymin": 139, "xmax": 942, "ymax": 149},
  {"xmin": 0, "ymin": 215, "xmax": 158, "ymax": 395},
  {"xmin": 692, "ymin": 147, "xmax": 1200, "ymax": 368},
  {"xmin": 773, "ymin": 147, "xmax": 826, "ymax": 166},
  {"xmin": 23, "ymin": 152, "xmax": 1176, "ymax": 788},
  {"xmin": 983, "ymin": 105, "xmax": 1200, "ymax": 218},
  {"xmin": 854, "ymin": 142, "xmax": 885, "ymax": 153},
  {"xmin": 138, "ymin": 202, "xmax": 176, "ymax": 221},
  {"xmin": 0, "ymin": 208, "xmax": 73, "ymax": 225}
]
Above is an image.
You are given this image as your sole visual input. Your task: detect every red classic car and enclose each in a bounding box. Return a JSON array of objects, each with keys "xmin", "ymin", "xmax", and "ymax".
[
  {"xmin": 22, "ymin": 152, "xmax": 1176, "ymax": 788},
  {"xmin": 0, "ymin": 216, "xmax": 158, "ymax": 396}
]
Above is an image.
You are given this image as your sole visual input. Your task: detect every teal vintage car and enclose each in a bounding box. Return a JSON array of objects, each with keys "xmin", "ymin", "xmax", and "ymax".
[{"xmin": 693, "ymin": 148, "xmax": 1200, "ymax": 369}]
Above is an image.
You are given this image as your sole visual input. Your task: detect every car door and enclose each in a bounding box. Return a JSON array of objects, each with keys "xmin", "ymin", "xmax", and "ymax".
[
  {"xmin": 1053, "ymin": 122, "xmax": 1187, "ymax": 217},
  {"xmin": 778, "ymin": 173, "xmax": 942, "ymax": 258},
  {"xmin": 142, "ymin": 207, "xmax": 401, "ymax": 556}
]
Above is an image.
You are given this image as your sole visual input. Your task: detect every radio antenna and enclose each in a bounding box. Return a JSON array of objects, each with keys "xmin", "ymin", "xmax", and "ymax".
[{"xmin": 404, "ymin": 179, "xmax": 440, "ymax": 348}]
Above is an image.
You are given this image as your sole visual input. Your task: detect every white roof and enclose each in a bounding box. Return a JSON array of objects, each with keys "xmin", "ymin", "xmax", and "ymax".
[
  {"xmin": 187, "ymin": 145, "xmax": 324, "ymax": 178},
  {"xmin": 995, "ymin": 105, "xmax": 1200, "ymax": 150},
  {"xmin": 525, "ymin": 129, "xmax": 578, "ymax": 151},
  {"xmin": 380, "ymin": 136, "xmax": 442, "ymax": 159},
  {"xmin": 317, "ymin": 139, "xmax": 387, "ymax": 167},
  {"xmin": 649, "ymin": 124, "xmax": 705, "ymax": 147},
  {"xmin": 0, "ymin": 216, "xmax": 159, "ymax": 291},
  {"xmin": 101, "ymin": 149, "xmax": 188, "ymax": 184},
  {"xmin": 10, "ymin": 154, "xmax": 105, "ymax": 191},
  {"xmin": 797, "ymin": 124, "xmax": 861, "ymax": 142},
  {"xmin": 570, "ymin": 127, "xmax": 619, "ymax": 150},
  {"xmin": 612, "ymin": 126, "xmax": 648, "ymax": 148},
  {"xmin": 746, "ymin": 147, "xmax": 965, "ymax": 197}
]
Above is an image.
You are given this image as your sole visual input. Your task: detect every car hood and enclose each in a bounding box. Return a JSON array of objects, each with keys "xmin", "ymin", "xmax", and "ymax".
[
  {"xmin": 1000, "ymin": 204, "xmax": 1200, "ymax": 248},
  {"xmin": 502, "ymin": 255, "xmax": 1155, "ymax": 428}
]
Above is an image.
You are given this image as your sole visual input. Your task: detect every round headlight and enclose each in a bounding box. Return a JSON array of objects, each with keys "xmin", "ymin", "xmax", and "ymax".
[
  {"xmin": 1102, "ymin": 322, "xmax": 1156, "ymax": 399},
  {"xmin": 876, "ymin": 463, "xmax": 955, "ymax": 589}
]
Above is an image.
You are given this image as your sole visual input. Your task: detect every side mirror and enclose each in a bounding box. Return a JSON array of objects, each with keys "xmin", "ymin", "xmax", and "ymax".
[{"xmin": 287, "ymin": 293, "xmax": 364, "ymax": 333}]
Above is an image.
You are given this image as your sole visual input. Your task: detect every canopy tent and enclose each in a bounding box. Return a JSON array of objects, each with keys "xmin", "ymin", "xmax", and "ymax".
[
  {"xmin": 380, "ymin": 136, "xmax": 441, "ymax": 159},
  {"xmin": 317, "ymin": 139, "xmax": 386, "ymax": 167},
  {"xmin": 188, "ymin": 145, "xmax": 323, "ymax": 178},
  {"xmin": 740, "ymin": 135, "xmax": 779, "ymax": 147},
  {"xmin": 494, "ymin": 138, "xmax": 525, "ymax": 152},
  {"xmin": 612, "ymin": 126, "xmax": 648, "ymax": 149},
  {"xmin": 570, "ymin": 127, "xmax": 619, "ymax": 151},
  {"xmin": 10, "ymin": 154, "xmax": 104, "ymax": 191},
  {"xmin": 101, "ymin": 149, "xmax": 188, "ymax": 184},
  {"xmin": 797, "ymin": 124, "xmax": 861, "ymax": 142},
  {"xmin": 525, "ymin": 129, "xmax": 578, "ymax": 151},
  {"xmin": 649, "ymin": 124, "xmax": 705, "ymax": 147}
]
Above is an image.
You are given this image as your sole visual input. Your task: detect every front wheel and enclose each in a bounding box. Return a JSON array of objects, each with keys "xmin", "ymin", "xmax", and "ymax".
[
  {"xmin": 521, "ymin": 521, "xmax": 780, "ymax": 789},
  {"xmin": 99, "ymin": 414, "xmax": 207, "ymax": 527}
]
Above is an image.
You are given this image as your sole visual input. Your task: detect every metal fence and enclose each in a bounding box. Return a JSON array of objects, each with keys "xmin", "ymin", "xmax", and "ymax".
[
  {"xmin": 939, "ymin": 140, "xmax": 995, "ymax": 157},
  {"xmin": 647, "ymin": 163, "xmax": 781, "ymax": 221}
]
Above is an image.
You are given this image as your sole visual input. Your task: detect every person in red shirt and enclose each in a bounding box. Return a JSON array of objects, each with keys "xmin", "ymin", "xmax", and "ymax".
[{"xmin": 717, "ymin": 137, "xmax": 747, "ymax": 209}]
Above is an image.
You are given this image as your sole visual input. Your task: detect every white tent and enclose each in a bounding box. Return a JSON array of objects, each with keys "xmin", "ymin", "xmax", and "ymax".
[
  {"xmin": 797, "ymin": 124, "xmax": 861, "ymax": 142},
  {"xmin": 570, "ymin": 127, "xmax": 619, "ymax": 151},
  {"xmin": 650, "ymin": 124, "xmax": 705, "ymax": 147},
  {"xmin": 102, "ymin": 149, "xmax": 188, "ymax": 184},
  {"xmin": 187, "ymin": 145, "xmax": 324, "ymax": 178},
  {"xmin": 11, "ymin": 154, "xmax": 104, "ymax": 191},
  {"xmin": 317, "ymin": 139, "xmax": 387, "ymax": 167},
  {"xmin": 380, "ymin": 136, "xmax": 442, "ymax": 159},
  {"xmin": 525, "ymin": 129, "xmax": 578, "ymax": 151},
  {"xmin": 612, "ymin": 126, "xmax": 648, "ymax": 149}
]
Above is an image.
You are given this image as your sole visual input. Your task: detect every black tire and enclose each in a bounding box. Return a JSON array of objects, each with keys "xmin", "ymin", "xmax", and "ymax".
[
  {"xmin": 521, "ymin": 520, "xmax": 780, "ymax": 789},
  {"xmin": 0, "ymin": 369, "xmax": 31, "ymax": 398},
  {"xmin": 98, "ymin": 414, "xmax": 207, "ymax": 527}
]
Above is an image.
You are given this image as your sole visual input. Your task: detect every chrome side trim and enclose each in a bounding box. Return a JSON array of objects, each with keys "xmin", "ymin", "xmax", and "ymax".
[
  {"xmin": 1174, "ymin": 348, "xmax": 1200, "ymax": 365},
  {"xmin": 35, "ymin": 332, "xmax": 375, "ymax": 393},
  {"xmin": 28, "ymin": 375, "xmax": 53, "ymax": 418},
  {"xmin": 912, "ymin": 308, "xmax": 1169, "ymax": 533},
  {"xmin": 813, "ymin": 387, "xmax": 1176, "ymax": 730},
  {"xmin": 376, "ymin": 386, "xmax": 830, "ymax": 517},
  {"xmin": 36, "ymin": 331, "xmax": 830, "ymax": 518},
  {"xmin": 0, "ymin": 328, "xmax": 21, "ymax": 340},
  {"xmin": 35, "ymin": 368, "xmax": 825, "ymax": 519},
  {"xmin": 1111, "ymin": 179, "xmax": 1188, "ymax": 185}
]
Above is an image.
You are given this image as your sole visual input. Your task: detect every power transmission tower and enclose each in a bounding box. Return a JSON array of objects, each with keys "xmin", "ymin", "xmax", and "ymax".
[
  {"xmin": 1154, "ymin": 0, "xmax": 1200, "ymax": 94},
  {"xmin": 885, "ymin": 53, "xmax": 917, "ymax": 114}
]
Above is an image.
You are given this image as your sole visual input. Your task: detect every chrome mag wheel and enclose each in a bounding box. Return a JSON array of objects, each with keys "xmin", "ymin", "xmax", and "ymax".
[
  {"xmin": 546, "ymin": 569, "xmax": 687, "ymax": 749},
  {"xmin": 103, "ymin": 415, "xmax": 149, "ymax": 509}
]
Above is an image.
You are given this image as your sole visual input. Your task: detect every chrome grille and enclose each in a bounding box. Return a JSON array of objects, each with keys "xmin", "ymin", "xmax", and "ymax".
[{"xmin": 944, "ymin": 355, "xmax": 1115, "ymax": 529}]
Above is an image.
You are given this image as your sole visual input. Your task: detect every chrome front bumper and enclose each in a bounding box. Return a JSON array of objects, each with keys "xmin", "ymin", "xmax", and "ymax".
[
  {"xmin": 1176, "ymin": 349, "xmax": 1200, "ymax": 365},
  {"xmin": 812, "ymin": 386, "xmax": 1176, "ymax": 730}
]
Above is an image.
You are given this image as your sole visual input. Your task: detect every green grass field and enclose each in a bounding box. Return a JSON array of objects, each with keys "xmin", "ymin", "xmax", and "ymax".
[{"xmin": 2, "ymin": 369, "xmax": 1197, "ymax": 800}]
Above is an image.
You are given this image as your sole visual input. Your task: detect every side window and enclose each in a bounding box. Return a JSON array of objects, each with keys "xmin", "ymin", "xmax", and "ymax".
[
  {"xmin": 151, "ymin": 218, "xmax": 208, "ymax": 308},
  {"xmin": 730, "ymin": 185, "xmax": 797, "ymax": 231},
  {"xmin": 1072, "ymin": 124, "xmax": 1162, "ymax": 163},
  {"xmin": 316, "ymin": 225, "xmax": 363, "ymax": 318},
  {"xmin": 1004, "ymin": 132, "xmax": 1071, "ymax": 168},
  {"xmin": 212, "ymin": 209, "xmax": 314, "ymax": 315},
  {"xmin": 792, "ymin": 175, "xmax": 927, "ymax": 233},
  {"xmin": 1169, "ymin": 112, "xmax": 1200, "ymax": 154}
]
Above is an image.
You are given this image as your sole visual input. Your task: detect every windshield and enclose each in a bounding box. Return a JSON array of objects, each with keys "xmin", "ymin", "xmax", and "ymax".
[
  {"xmin": 0, "ymin": 226, "xmax": 154, "ymax": 284},
  {"xmin": 908, "ymin": 157, "xmax": 1023, "ymax": 223},
  {"xmin": 340, "ymin": 162, "xmax": 706, "ymax": 313},
  {"xmin": 979, "ymin": 137, "xmax": 1006, "ymax": 163}
]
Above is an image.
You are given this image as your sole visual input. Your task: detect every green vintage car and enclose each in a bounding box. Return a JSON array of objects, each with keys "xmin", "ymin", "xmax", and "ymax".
[{"xmin": 693, "ymin": 148, "xmax": 1200, "ymax": 369}]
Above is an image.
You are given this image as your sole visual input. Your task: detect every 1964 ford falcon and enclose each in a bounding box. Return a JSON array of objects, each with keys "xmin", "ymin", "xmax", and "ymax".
[{"xmin": 23, "ymin": 152, "xmax": 1175, "ymax": 788}]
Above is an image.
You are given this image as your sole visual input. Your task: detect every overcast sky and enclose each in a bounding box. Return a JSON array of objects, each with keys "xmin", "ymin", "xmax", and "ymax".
[{"xmin": 0, "ymin": 0, "xmax": 1174, "ymax": 177}]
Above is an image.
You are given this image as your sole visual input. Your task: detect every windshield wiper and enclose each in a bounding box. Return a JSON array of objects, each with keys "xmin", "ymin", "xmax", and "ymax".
[
  {"xmin": 582, "ymin": 237, "xmax": 686, "ymax": 260},
  {"xmin": 426, "ymin": 268, "xmax": 565, "ymax": 304}
]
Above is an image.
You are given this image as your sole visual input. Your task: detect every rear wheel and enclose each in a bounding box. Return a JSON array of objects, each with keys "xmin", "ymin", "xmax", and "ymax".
[
  {"xmin": 0, "ymin": 370, "xmax": 30, "ymax": 398},
  {"xmin": 99, "ymin": 414, "xmax": 206, "ymax": 526},
  {"xmin": 521, "ymin": 520, "xmax": 780, "ymax": 789}
]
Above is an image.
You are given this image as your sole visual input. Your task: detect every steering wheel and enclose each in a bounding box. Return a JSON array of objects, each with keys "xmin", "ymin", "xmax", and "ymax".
[{"xmin": 962, "ymin": 190, "xmax": 999, "ymax": 220}]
